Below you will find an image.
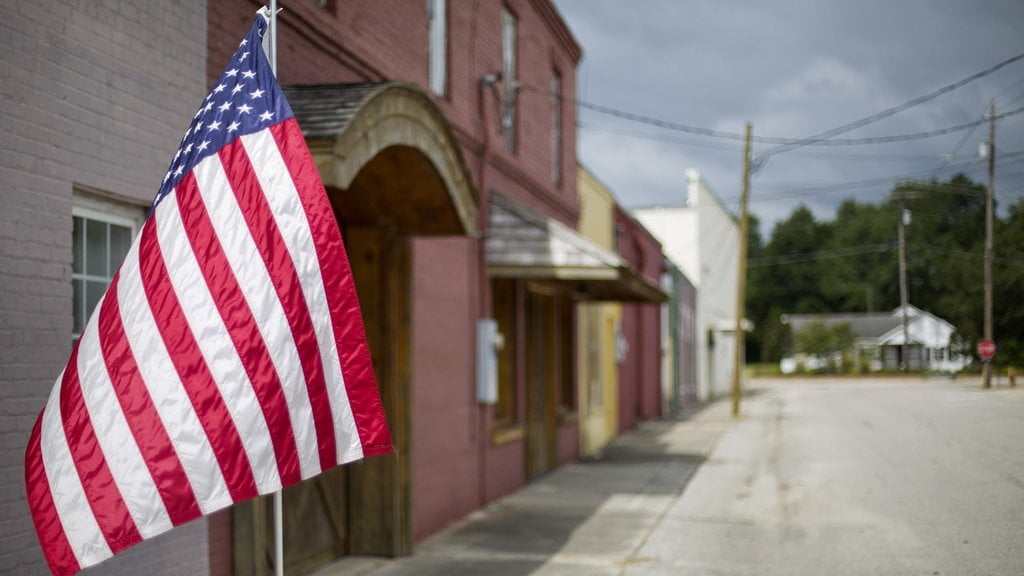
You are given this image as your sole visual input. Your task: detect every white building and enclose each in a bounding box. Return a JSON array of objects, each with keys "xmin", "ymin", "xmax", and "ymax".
[
  {"xmin": 781, "ymin": 305, "xmax": 967, "ymax": 373},
  {"xmin": 634, "ymin": 170, "xmax": 742, "ymax": 401}
]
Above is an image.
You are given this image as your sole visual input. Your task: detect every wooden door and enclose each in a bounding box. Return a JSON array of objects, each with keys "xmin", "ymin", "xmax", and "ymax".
[
  {"xmin": 525, "ymin": 287, "xmax": 557, "ymax": 479},
  {"xmin": 345, "ymin": 227, "xmax": 412, "ymax": 558},
  {"xmin": 233, "ymin": 227, "xmax": 411, "ymax": 575}
]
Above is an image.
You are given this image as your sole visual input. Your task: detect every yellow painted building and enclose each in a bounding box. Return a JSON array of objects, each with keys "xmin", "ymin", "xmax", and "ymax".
[{"xmin": 576, "ymin": 168, "xmax": 622, "ymax": 456}]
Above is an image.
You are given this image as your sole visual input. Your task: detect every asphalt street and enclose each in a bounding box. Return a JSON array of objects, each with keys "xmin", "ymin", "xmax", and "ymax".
[
  {"xmin": 318, "ymin": 376, "xmax": 1024, "ymax": 576},
  {"xmin": 630, "ymin": 377, "xmax": 1024, "ymax": 576}
]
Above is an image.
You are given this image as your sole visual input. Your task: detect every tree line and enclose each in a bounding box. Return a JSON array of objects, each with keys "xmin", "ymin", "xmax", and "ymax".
[{"xmin": 745, "ymin": 173, "xmax": 1024, "ymax": 369}]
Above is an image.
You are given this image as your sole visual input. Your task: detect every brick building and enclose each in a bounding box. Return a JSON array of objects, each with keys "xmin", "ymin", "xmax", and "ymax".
[
  {"xmin": 614, "ymin": 207, "xmax": 665, "ymax": 430},
  {"xmin": 575, "ymin": 168, "xmax": 667, "ymax": 457},
  {"xmin": 1, "ymin": 2, "xmax": 211, "ymax": 575},
  {"xmin": 2, "ymin": 1, "xmax": 666, "ymax": 574}
]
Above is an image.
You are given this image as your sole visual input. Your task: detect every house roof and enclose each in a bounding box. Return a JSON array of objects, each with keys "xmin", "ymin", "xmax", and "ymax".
[
  {"xmin": 784, "ymin": 306, "xmax": 956, "ymax": 346},
  {"xmin": 784, "ymin": 313, "xmax": 901, "ymax": 339}
]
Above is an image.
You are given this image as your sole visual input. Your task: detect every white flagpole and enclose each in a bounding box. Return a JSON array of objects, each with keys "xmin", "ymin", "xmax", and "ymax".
[
  {"xmin": 274, "ymin": 489, "xmax": 283, "ymax": 576},
  {"xmin": 267, "ymin": 4, "xmax": 283, "ymax": 575}
]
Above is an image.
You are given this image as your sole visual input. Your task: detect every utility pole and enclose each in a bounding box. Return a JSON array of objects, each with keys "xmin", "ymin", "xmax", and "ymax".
[
  {"xmin": 898, "ymin": 206, "xmax": 910, "ymax": 371},
  {"xmin": 983, "ymin": 101, "xmax": 995, "ymax": 388},
  {"xmin": 732, "ymin": 123, "xmax": 752, "ymax": 417}
]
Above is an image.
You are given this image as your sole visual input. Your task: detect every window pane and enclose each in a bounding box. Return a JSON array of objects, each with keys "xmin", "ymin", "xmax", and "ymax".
[
  {"xmin": 85, "ymin": 219, "xmax": 108, "ymax": 277},
  {"xmin": 428, "ymin": 0, "xmax": 447, "ymax": 95},
  {"xmin": 109, "ymin": 224, "xmax": 132, "ymax": 273},
  {"xmin": 502, "ymin": 9, "xmax": 517, "ymax": 151},
  {"xmin": 85, "ymin": 280, "xmax": 106, "ymax": 326},
  {"xmin": 72, "ymin": 216, "xmax": 84, "ymax": 274},
  {"xmin": 73, "ymin": 278, "xmax": 84, "ymax": 335}
]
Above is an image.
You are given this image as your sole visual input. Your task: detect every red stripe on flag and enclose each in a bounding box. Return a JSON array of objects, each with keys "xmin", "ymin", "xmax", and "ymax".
[
  {"xmin": 173, "ymin": 171, "xmax": 303, "ymax": 486},
  {"xmin": 98, "ymin": 274, "xmax": 202, "ymax": 525},
  {"xmin": 57, "ymin": 345, "xmax": 142, "ymax": 553},
  {"xmin": 270, "ymin": 120, "xmax": 392, "ymax": 455},
  {"xmin": 25, "ymin": 412, "xmax": 81, "ymax": 576},
  {"xmin": 138, "ymin": 213, "xmax": 259, "ymax": 502},
  {"xmin": 218, "ymin": 138, "xmax": 337, "ymax": 471}
]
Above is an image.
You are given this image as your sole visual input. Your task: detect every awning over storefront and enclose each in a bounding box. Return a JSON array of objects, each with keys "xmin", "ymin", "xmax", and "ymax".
[{"xmin": 487, "ymin": 195, "xmax": 667, "ymax": 303}]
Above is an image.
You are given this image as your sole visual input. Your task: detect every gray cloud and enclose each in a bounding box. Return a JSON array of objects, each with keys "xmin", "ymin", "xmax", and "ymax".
[{"xmin": 554, "ymin": 0, "xmax": 1024, "ymax": 233}]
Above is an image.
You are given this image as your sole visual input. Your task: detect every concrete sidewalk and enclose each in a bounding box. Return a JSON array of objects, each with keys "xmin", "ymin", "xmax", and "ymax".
[{"xmin": 312, "ymin": 398, "xmax": 738, "ymax": 576}]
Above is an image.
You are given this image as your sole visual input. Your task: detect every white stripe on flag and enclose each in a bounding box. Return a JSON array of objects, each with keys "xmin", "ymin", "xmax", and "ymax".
[
  {"xmin": 154, "ymin": 191, "xmax": 282, "ymax": 494},
  {"xmin": 76, "ymin": 299, "xmax": 172, "ymax": 538},
  {"xmin": 191, "ymin": 152, "xmax": 321, "ymax": 479},
  {"xmin": 117, "ymin": 236, "xmax": 231, "ymax": 513},
  {"xmin": 39, "ymin": 371, "xmax": 112, "ymax": 568},
  {"xmin": 240, "ymin": 130, "xmax": 362, "ymax": 462}
]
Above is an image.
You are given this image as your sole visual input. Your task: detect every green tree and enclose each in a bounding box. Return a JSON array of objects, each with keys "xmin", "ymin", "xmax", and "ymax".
[
  {"xmin": 994, "ymin": 196, "xmax": 1024, "ymax": 367},
  {"xmin": 889, "ymin": 175, "xmax": 986, "ymax": 348},
  {"xmin": 758, "ymin": 305, "xmax": 793, "ymax": 361},
  {"xmin": 745, "ymin": 174, "xmax": 1020, "ymax": 369},
  {"xmin": 762, "ymin": 206, "xmax": 833, "ymax": 313},
  {"xmin": 794, "ymin": 321, "xmax": 856, "ymax": 373},
  {"xmin": 747, "ymin": 206, "xmax": 831, "ymax": 362},
  {"xmin": 819, "ymin": 199, "xmax": 896, "ymax": 313}
]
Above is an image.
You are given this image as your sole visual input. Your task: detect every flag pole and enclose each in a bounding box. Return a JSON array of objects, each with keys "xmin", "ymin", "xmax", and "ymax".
[{"xmin": 267, "ymin": 4, "xmax": 284, "ymax": 576}]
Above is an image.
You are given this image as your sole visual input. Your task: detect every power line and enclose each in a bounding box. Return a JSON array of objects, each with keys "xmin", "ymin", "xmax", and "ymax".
[
  {"xmin": 930, "ymin": 111, "xmax": 983, "ymax": 178},
  {"xmin": 998, "ymin": 76, "xmax": 1024, "ymax": 106},
  {"xmin": 748, "ymin": 242, "xmax": 1024, "ymax": 269},
  {"xmin": 580, "ymin": 122, "xmax": 1024, "ymax": 175},
  {"xmin": 579, "ymin": 113, "xmax": 1024, "ymax": 154},
  {"xmin": 520, "ymin": 50, "xmax": 1024, "ymax": 147},
  {"xmin": 797, "ymin": 108, "xmax": 1024, "ymax": 146},
  {"xmin": 760, "ymin": 51, "xmax": 1024, "ymax": 157},
  {"xmin": 749, "ymin": 243, "xmax": 894, "ymax": 268},
  {"xmin": 909, "ymin": 242, "xmax": 1024, "ymax": 268},
  {"xmin": 738, "ymin": 153, "xmax": 1024, "ymax": 204}
]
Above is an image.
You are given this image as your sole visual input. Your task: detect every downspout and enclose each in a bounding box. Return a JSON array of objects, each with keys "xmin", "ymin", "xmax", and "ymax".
[{"xmin": 476, "ymin": 71, "xmax": 496, "ymax": 507}]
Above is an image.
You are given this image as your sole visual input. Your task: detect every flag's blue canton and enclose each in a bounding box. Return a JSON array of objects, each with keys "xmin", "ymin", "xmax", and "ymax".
[{"xmin": 154, "ymin": 15, "xmax": 294, "ymax": 209}]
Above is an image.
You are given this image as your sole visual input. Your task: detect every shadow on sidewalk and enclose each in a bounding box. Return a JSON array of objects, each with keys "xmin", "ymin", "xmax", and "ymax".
[{"xmin": 325, "ymin": 399, "xmax": 733, "ymax": 576}]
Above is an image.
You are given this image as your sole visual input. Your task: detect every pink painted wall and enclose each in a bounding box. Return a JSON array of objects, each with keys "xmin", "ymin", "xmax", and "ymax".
[
  {"xmin": 483, "ymin": 437, "xmax": 526, "ymax": 502},
  {"xmin": 557, "ymin": 422, "xmax": 580, "ymax": 465},
  {"xmin": 208, "ymin": 0, "xmax": 582, "ymax": 549},
  {"xmin": 615, "ymin": 209, "xmax": 664, "ymax": 429},
  {"xmin": 411, "ymin": 237, "xmax": 481, "ymax": 541}
]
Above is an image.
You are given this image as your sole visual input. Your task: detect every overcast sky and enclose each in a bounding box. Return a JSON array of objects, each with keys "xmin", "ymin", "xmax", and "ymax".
[{"xmin": 551, "ymin": 0, "xmax": 1024, "ymax": 234}]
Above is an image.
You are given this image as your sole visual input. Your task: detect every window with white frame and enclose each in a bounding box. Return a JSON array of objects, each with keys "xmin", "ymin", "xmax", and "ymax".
[
  {"xmin": 428, "ymin": 0, "xmax": 447, "ymax": 96},
  {"xmin": 550, "ymin": 70, "xmax": 562, "ymax": 184},
  {"xmin": 72, "ymin": 192, "xmax": 146, "ymax": 343},
  {"xmin": 501, "ymin": 8, "xmax": 517, "ymax": 151}
]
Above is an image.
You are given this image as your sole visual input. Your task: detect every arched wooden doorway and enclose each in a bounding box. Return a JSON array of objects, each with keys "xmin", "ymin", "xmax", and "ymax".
[{"xmin": 233, "ymin": 83, "xmax": 476, "ymax": 575}]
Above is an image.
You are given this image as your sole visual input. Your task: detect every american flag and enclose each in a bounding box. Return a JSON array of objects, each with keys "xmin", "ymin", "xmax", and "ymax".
[{"xmin": 26, "ymin": 12, "xmax": 392, "ymax": 576}]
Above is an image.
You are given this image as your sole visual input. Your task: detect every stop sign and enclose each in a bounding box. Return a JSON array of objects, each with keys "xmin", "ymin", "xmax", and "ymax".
[{"xmin": 977, "ymin": 339, "xmax": 997, "ymax": 361}]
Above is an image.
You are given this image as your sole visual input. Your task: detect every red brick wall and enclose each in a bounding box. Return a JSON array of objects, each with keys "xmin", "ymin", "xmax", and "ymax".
[
  {"xmin": 483, "ymin": 439, "xmax": 526, "ymax": 502},
  {"xmin": 616, "ymin": 209, "xmax": 664, "ymax": 429},
  {"xmin": 618, "ymin": 306, "xmax": 640, "ymax": 432},
  {"xmin": 411, "ymin": 237, "xmax": 480, "ymax": 541},
  {"xmin": 207, "ymin": 0, "xmax": 582, "ymax": 547},
  {"xmin": 208, "ymin": 0, "xmax": 580, "ymax": 224},
  {"xmin": 1, "ymin": 1, "xmax": 210, "ymax": 574}
]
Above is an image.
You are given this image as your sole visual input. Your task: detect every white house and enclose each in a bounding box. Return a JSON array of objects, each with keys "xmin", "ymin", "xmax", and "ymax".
[
  {"xmin": 781, "ymin": 305, "xmax": 966, "ymax": 373},
  {"xmin": 634, "ymin": 170, "xmax": 742, "ymax": 401}
]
